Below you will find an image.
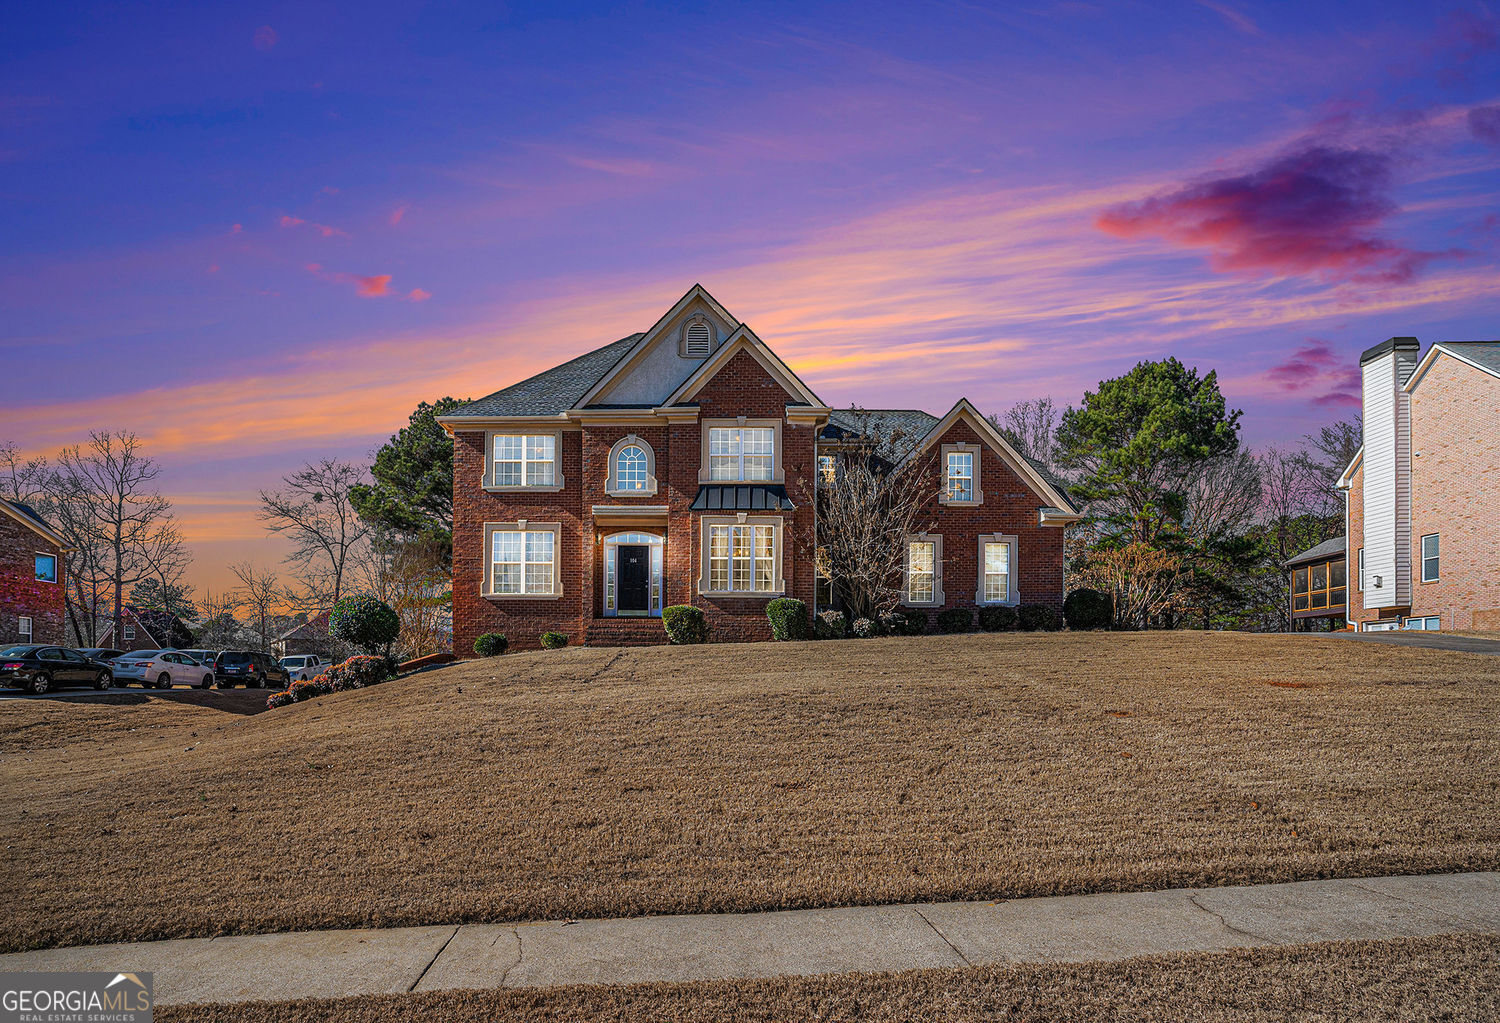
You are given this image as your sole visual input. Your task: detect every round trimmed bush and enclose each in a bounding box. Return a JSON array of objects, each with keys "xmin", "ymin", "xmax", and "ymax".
[
  {"xmin": 815, "ymin": 609, "xmax": 848, "ymax": 639},
  {"xmin": 766, "ymin": 598, "xmax": 809, "ymax": 641},
  {"xmin": 851, "ymin": 617, "xmax": 877, "ymax": 638},
  {"xmin": 1017, "ymin": 603, "xmax": 1062, "ymax": 631},
  {"xmin": 330, "ymin": 594, "xmax": 400, "ymax": 655},
  {"xmin": 937, "ymin": 607, "xmax": 973, "ymax": 633},
  {"xmin": 540, "ymin": 631, "xmax": 569, "ymax": 650},
  {"xmin": 474, "ymin": 632, "xmax": 509, "ymax": 657},
  {"xmin": 662, "ymin": 605, "xmax": 708, "ymax": 645},
  {"xmin": 978, "ymin": 605, "xmax": 1018, "ymax": 632},
  {"xmin": 1063, "ymin": 588, "xmax": 1113, "ymax": 630}
]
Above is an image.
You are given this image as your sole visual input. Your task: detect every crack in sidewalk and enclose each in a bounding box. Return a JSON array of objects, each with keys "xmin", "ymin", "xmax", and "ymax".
[
  {"xmin": 911, "ymin": 907, "xmax": 974, "ymax": 968},
  {"xmin": 498, "ymin": 927, "xmax": 523, "ymax": 986},
  {"xmin": 407, "ymin": 925, "xmax": 460, "ymax": 992},
  {"xmin": 1187, "ymin": 895, "xmax": 1271, "ymax": 944}
]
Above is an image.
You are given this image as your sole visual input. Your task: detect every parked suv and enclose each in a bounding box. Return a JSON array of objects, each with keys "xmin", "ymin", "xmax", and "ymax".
[
  {"xmin": 279, "ymin": 654, "xmax": 327, "ymax": 681},
  {"xmin": 101, "ymin": 649, "xmax": 213, "ymax": 689},
  {"xmin": 214, "ymin": 651, "xmax": 289, "ymax": 689},
  {"xmin": 0, "ymin": 646, "xmax": 115, "ymax": 694}
]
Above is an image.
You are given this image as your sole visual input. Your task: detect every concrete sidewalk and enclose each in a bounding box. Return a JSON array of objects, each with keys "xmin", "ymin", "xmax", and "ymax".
[{"xmin": 2, "ymin": 872, "xmax": 1495, "ymax": 1007}]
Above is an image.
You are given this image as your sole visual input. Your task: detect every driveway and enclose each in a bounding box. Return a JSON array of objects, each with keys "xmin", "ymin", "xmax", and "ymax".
[{"xmin": 1335, "ymin": 631, "xmax": 1500, "ymax": 656}]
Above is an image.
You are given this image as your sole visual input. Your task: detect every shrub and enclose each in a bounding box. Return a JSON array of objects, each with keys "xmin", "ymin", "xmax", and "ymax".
[
  {"xmin": 1017, "ymin": 603, "xmax": 1062, "ymax": 632},
  {"xmin": 937, "ymin": 607, "xmax": 973, "ymax": 633},
  {"xmin": 878, "ymin": 611, "xmax": 907, "ymax": 636},
  {"xmin": 1063, "ymin": 588, "xmax": 1113, "ymax": 630},
  {"xmin": 330, "ymin": 594, "xmax": 400, "ymax": 655},
  {"xmin": 814, "ymin": 609, "xmax": 847, "ymax": 639},
  {"xmin": 766, "ymin": 598, "xmax": 809, "ymax": 641},
  {"xmin": 540, "ymin": 631, "xmax": 569, "ymax": 649},
  {"xmin": 978, "ymin": 605, "xmax": 1018, "ymax": 632},
  {"xmin": 266, "ymin": 690, "xmax": 295, "ymax": 709},
  {"xmin": 851, "ymin": 617, "xmax": 878, "ymax": 638},
  {"xmin": 662, "ymin": 605, "xmax": 708, "ymax": 645},
  {"xmin": 288, "ymin": 680, "xmax": 323, "ymax": 702},
  {"xmin": 334, "ymin": 655, "xmax": 392, "ymax": 688},
  {"xmin": 474, "ymin": 632, "xmax": 509, "ymax": 657}
]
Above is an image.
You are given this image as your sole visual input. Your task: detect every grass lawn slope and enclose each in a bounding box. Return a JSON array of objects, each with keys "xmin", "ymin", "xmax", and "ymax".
[{"xmin": 3, "ymin": 632, "xmax": 1497, "ymax": 952}]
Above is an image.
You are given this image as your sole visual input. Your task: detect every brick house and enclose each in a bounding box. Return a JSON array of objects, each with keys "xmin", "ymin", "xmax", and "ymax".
[
  {"xmin": 1, "ymin": 499, "xmax": 68, "ymax": 646},
  {"xmin": 1338, "ymin": 338, "xmax": 1500, "ymax": 631},
  {"xmin": 272, "ymin": 610, "xmax": 332, "ymax": 658},
  {"xmin": 439, "ymin": 286, "xmax": 1080, "ymax": 652}
]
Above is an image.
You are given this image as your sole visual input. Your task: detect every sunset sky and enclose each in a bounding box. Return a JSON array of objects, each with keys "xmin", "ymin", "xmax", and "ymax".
[{"xmin": 4, "ymin": 1, "xmax": 1498, "ymax": 599}]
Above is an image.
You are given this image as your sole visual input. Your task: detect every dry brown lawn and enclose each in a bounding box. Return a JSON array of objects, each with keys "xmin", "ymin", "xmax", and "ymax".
[
  {"xmin": 3, "ymin": 632, "xmax": 1497, "ymax": 952},
  {"xmin": 162, "ymin": 935, "xmax": 1500, "ymax": 1023}
]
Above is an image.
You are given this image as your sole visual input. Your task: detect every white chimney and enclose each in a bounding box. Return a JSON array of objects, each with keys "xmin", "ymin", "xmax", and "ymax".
[{"xmin": 1359, "ymin": 337, "xmax": 1419, "ymax": 609}]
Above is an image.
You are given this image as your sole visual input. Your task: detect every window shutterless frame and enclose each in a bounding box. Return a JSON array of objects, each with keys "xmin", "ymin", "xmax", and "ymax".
[
  {"xmin": 484, "ymin": 430, "xmax": 565, "ymax": 492},
  {"xmin": 34, "ymin": 553, "xmax": 57, "ymax": 583},
  {"xmin": 1420, "ymin": 534, "xmax": 1439, "ymax": 583}
]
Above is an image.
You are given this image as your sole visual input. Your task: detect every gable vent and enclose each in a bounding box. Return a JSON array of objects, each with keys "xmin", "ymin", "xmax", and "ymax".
[{"xmin": 684, "ymin": 321, "xmax": 712, "ymax": 357}]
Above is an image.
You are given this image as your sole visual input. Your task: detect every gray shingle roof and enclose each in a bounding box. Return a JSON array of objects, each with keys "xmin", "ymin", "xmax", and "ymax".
[
  {"xmin": 1284, "ymin": 535, "xmax": 1346, "ymax": 568},
  {"xmin": 4, "ymin": 499, "xmax": 61, "ymax": 539},
  {"xmin": 444, "ymin": 334, "xmax": 644, "ymax": 418},
  {"xmin": 1439, "ymin": 341, "xmax": 1500, "ymax": 377}
]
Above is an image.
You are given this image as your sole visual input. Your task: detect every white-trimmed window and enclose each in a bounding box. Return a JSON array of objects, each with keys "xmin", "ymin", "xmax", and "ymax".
[
  {"xmin": 1420, "ymin": 534, "xmax": 1439, "ymax": 583},
  {"xmin": 605, "ymin": 434, "xmax": 657, "ymax": 495},
  {"xmin": 818, "ymin": 454, "xmax": 837, "ymax": 484},
  {"xmin": 940, "ymin": 443, "xmax": 982, "ymax": 505},
  {"xmin": 977, "ymin": 534, "xmax": 1017, "ymax": 605},
  {"xmin": 699, "ymin": 516, "xmax": 784, "ymax": 595},
  {"xmin": 708, "ymin": 426, "xmax": 775, "ymax": 482},
  {"xmin": 123, "ymin": 623, "xmax": 135, "ymax": 641},
  {"xmin": 489, "ymin": 433, "xmax": 559, "ymax": 489},
  {"xmin": 484, "ymin": 522, "xmax": 562, "ymax": 597},
  {"xmin": 18, "ymin": 616, "xmax": 32, "ymax": 641},
  {"xmin": 904, "ymin": 535, "xmax": 943, "ymax": 606},
  {"xmin": 35, "ymin": 553, "xmax": 57, "ymax": 584},
  {"xmin": 1357, "ymin": 548, "xmax": 1364, "ymax": 592}
]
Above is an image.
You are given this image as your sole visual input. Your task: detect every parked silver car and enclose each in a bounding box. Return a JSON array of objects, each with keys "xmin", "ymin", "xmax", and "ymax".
[{"xmin": 110, "ymin": 650, "xmax": 215, "ymax": 689}]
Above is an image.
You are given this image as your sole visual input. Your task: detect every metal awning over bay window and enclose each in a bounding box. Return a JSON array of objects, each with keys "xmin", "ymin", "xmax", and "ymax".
[{"xmin": 689, "ymin": 484, "xmax": 795, "ymax": 512}]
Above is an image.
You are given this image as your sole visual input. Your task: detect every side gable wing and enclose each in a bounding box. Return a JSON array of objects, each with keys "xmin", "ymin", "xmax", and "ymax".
[{"xmin": 910, "ymin": 399, "xmax": 1078, "ymax": 517}]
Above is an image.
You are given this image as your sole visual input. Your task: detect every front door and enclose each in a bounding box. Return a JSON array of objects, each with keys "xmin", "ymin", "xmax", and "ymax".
[{"xmin": 618, "ymin": 544, "xmax": 651, "ymax": 613}]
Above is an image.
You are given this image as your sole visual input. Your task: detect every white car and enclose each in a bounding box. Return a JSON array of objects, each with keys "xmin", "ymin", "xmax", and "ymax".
[
  {"xmin": 110, "ymin": 649, "xmax": 216, "ymax": 690},
  {"xmin": 279, "ymin": 654, "xmax": 327, "ymax": 681}
]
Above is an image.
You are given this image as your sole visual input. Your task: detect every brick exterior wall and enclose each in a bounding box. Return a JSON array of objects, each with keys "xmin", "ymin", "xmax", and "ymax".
[
  {"xmin": 451, "ymin": 348, "xmax": 819, "ymax": 653},
  {"xmin": 0, "ymin": 512, "xmax": 65, "ymax": 646},
  {"xmin": 904, "ymin": 417, "xmax": 1066, "ymax": 615},
  {"xmin": 1346, "ymin": 353, "xmax": 1500, "ymax": 630}
]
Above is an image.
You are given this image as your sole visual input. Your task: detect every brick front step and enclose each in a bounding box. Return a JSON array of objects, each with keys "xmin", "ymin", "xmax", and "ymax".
[{"xmin": 584, "ymin": 617, "xmax": 667, "ymax": 646}]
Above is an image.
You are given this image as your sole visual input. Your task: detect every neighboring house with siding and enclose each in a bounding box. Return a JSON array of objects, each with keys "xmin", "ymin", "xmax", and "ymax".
[
  {"xmin": 439, "ymin": 285, "xmax": 1080, "ymax": 652},
  {"xmin": 272, "ymin": 610, "xmax": 332, "ymax": 658},
  {"xmin": 0, "ymin": 499, "xmax": 68, "ymax": 646},
  {"xmin": 1338, "ymin": 338, "xmax": 1500, "ymax": 631}
]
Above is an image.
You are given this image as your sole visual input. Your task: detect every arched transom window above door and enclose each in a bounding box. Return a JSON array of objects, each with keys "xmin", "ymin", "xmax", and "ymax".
[{"xmin": 605, "ymin": 434, "xmax": 658, "ymax": 496}]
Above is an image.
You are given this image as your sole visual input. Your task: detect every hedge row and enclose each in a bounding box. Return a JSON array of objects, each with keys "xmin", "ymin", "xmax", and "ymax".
[{"xmin": 266, "ymin": 655, "xmax": 396, "ymax": 709}]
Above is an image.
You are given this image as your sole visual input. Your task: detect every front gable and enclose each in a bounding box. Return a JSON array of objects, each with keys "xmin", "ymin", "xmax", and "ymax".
[
  {"xmin": 664, "ymin": 325, "xmax": 826, "ymax": 410},
  {"xmin": 912, "ymin": 399, "xmax": 1078, "ymax": 519},
  {"xmin": 579, "ymin": 285, "xmax": 741, "ymax": 407}
]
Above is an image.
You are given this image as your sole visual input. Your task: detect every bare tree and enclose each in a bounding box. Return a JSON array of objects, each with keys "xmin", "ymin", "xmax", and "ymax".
[
  {"xmin": 259, "ymin": 460, "xmax": 371, "ymax": 606},
  {"xmin": 989, "ymin": 397, "xmax": 1059, "ymax": 476},
  {"xmin": 47, "ymin": 431, "xmax": 183, "ymax": 647},
  {"xmin": 355, "ymin": 531, "xmax": 451, "ymax": 659},
  {"xmin": 815, "ymin": 409, "xmax": 936, "ymax": 621},
  {"xmin": 230, "ymin": 562, "xmax": 281, "ymax": 653},
  {"xmin": 1182, "ymin": 449, "xmax": 1262, "ymax": 543},
  {"xmin": 1302, "ymin": 416, "xmax": 1361, "ymax": 517},
  {"xmin": 1, "ymin": 441, "xmax": 49, "ymax": 506},
  {"xmin": 194, "ymin": 590, "xmax": 245, "ymax": 650}
]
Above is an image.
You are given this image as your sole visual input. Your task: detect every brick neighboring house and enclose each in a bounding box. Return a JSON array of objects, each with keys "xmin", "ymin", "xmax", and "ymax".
[
  {"xmin": 1338, "ymin": 338, "xmax": 1500, "ymax": 631},
  {"xmin": 439, "ymin": 285, "xmax": 1081, "ymax": 653},
  {"xmin": 0, "ymin": 499, "xmax": 68, "ymax": 646},
  {"xmin": 93, "ymin": 604, "xmax": 188, "ymax": 651}
]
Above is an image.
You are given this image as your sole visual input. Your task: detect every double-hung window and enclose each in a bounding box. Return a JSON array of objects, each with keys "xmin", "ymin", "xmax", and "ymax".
[
  {"xmin": 18, "ymin": 616, "xmax": 32, "ymax": 641},
  {"xmin": 491, "ymin": 434, "xmax": 557, "ymax": 488},
  {"xmin": 708, "ymin": 426, "xmax": 775, "ymax": 481},
  {"xmin": 906, "ymin": 538, "xmax": 940, "ymax": 604},
  {"xmin": 1420, "ymin": 534, "xmax": 1439, "ymax": 583},
  {"xmin": 945, "ymin": 451, "xmax": 973, "ymax": 502},
  {"xmin": 980, "ymin": 538, "xmax": 1012, "ymax": 604},
  {"xmin": 35, "ymin": 553, "xmax": 57, "ymax": 584},
  {"xmin": 489, "ymin": 527, "xmax": 558, "ymax": 596},
  {"xmin": 706, "ymin": 522, "xmax": 777, "ymax": 592}
]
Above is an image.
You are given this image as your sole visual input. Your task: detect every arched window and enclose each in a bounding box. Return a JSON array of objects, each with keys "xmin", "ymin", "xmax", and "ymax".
[
  {"xmin": 616, "ymin": 445, "xmax": 648, "ymax": 491},
  {"xmin": 605, "ymin": 434, "xmax": 658, "ymax": 496}
]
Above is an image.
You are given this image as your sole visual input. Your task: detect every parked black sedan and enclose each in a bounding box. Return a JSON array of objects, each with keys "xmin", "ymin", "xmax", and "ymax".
[{"xmin": 0, "ymin": 646, "xmax": 115, "ymax": 694}]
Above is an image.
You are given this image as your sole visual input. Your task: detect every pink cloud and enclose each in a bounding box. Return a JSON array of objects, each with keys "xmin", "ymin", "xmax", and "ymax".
[
  {"xmin": 279, "ymin": 215, "xmax": 305, "ymax": 228},
  {"xmin": 229, "ymin": 223, "xmax": 242, "ymax": 235},
  {"xmin": 1266, "ymin": 340, "xmax": 1361, "ymax": 407},
  {"xmin": 1097, "ymin": 146, "xmax": 1439, "ymax": 284},
  {"xmin": 389, "ymin": 204, "xmax": 409, "ymax": 225},
  {"xmin": 355, "ymin": 274, "xmax": 392, "ymax": 297},
  {"xmin": 407, "ymin": 288, "xmax": 431, "ymax": 302},
  {"xmin": 280, "ymin": 214, "xmax": 348, "ymax": 237},
  {"xmin": 253, "ymin": 25, "xmax": 278, "ymax": 51}
]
